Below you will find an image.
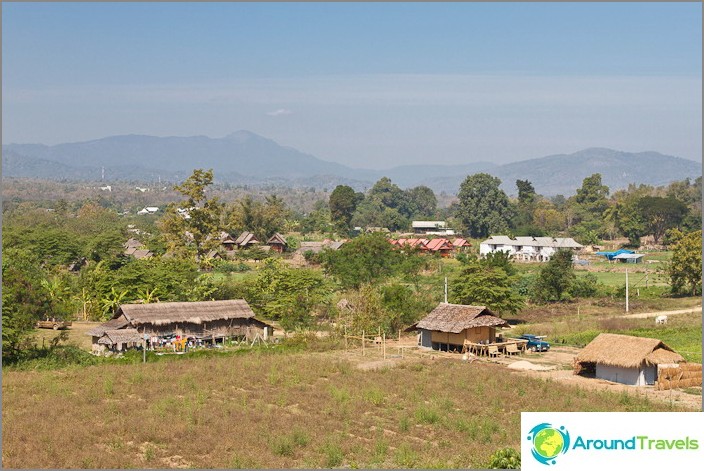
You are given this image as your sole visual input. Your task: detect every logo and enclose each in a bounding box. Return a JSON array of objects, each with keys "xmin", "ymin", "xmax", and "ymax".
[{"xmin": 527, "ymin": 423, "xmax": 570, "ymax": 465}]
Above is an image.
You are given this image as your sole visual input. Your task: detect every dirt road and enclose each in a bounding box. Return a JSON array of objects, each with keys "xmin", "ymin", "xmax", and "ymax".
[{"xmin": 620, "ymin": 305, "xmax": 701, "ymax": 319}]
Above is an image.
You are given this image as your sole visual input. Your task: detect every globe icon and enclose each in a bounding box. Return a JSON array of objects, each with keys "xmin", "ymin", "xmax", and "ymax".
[{"xmin": 533, "ymin": 428, "xmax": 564, "ymax": 459}]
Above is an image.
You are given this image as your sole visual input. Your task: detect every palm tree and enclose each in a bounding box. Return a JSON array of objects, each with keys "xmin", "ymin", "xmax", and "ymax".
[
  {"xmin": 137, "ymin": 287, "xmax": 159, "ymax": 304},
  {"xmin": 100, "ymin": 287, "xmax": 129, "ymax": 320}
]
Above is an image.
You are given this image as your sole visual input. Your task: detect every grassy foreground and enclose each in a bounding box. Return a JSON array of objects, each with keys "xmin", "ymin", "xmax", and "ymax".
[{"xmin": 2, "ymin": 351, "xmax": 681, "ymax": 469}]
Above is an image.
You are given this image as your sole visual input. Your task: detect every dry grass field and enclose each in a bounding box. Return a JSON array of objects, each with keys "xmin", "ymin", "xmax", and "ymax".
[{"xmin": 2, "ymin": 350, "xmax": 683, "ymax": 469}]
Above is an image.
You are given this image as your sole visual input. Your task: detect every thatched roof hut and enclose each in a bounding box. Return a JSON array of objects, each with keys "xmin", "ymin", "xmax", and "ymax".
[
  {"xmin": 87, "ymin": 316, "xmax": 130, "ymax": 338},
  {"xmin": 87, "ymin": 300, "xmax": 274, "ymax": 346},
  {"xmin": 409, "ymin": 303, "xmax": 509, "ymax": 350},
  {"xmin": 97, "ymin": 328, "xmax": 142, "ymax": 346},
  {"xmin": 118, "ymin": 299, "xmax": 257, "ymax": 327},
  {"xmin": 414, "ymin": 303, "xmax": 509, "ymax": 333},
  {"xmin": 575, "ymin": 333, "xmax": 684, "ymax": 386}
]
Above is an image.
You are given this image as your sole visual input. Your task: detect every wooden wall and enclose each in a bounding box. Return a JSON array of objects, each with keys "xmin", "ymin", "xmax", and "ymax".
[{"xmin": 430, "ymin": 326, "xmax": 496, "ymax": 346}]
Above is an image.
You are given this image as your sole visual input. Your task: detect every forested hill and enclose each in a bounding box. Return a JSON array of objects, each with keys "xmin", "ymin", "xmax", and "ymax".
[{"xmin": 3, "ymin": 132, "xmax": 700, "ymax": 195}]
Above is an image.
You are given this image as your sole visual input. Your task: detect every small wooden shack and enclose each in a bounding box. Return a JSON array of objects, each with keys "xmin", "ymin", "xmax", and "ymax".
[
  {"xmin": 235, "ymin": 231, "xmax": 260, "ymax": 249},
  {"xmin": 574, "ymin": 333, "xmax": 684, "ymax": 386},
  {"xmin": 95, "ymin": 328, "xmax": 142, "ymax": 354},
  {"xmin": 267, "ymin": 233, "xmax": 288, "ymax": 253},
  {"xmin": 408, "ymin": 303, "xmax": 509, "ymax": 351},
  {"xmin": 88, "ymin": 300, "xmax": 274, "ymax": 352}
]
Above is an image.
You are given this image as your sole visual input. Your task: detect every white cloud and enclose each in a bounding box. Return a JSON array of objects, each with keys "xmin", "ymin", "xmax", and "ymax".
[{"xmin": 266, "ymin": 108, "xmax": 292, "ymax": 116}]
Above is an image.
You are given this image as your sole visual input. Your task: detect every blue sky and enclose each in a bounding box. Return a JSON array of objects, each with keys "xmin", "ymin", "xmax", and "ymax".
[{"xmin": 3, "ymin": 2, "xmax": 701, "ymax": 168}]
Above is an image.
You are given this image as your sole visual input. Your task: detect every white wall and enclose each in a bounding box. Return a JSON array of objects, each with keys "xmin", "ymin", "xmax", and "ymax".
[{"xmin": 596, "ymin": 364, "xmax": 652, "ymax": 386}]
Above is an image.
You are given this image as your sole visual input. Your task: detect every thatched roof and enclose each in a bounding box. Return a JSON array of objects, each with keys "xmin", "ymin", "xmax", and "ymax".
[
  {"xmin": 116, "ymin": 299, "xmax": 257, "ymax": 327},
  {"xmin": 412, "ymin": 303, "xmax": 508, "ymax": 333},
  {"xmin": 575, "ymin": 333, "xmax": 684, "ymax": 368},
  {"xmin": 98, "ymin": 328, "xmax": 142, "ymax": 345},
  {"xmin": 86, "ymin": 315, "xmax": 129, "ymax": 337}
]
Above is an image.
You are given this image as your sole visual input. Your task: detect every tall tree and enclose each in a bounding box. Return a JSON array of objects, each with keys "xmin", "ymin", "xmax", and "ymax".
[
  {"xmin": 568, "ymin": 173, "xmax": 610, "ymax": 241},
  {"xmin": 637, "ymin": 196, "xmax": 688, "ymax": 244},
  {"xmin": 404, "ymin": 185, "xmax": 438, "ymax": 219},
  {"xmin": 667, "ymin": 229, "xmax": 702, "ymax": 296},
  {"xmin": 513, "ymin": 179, "xmax": 539, "ymax": 234},
  {"xmin": 451, "ymin": 261, "xmax": 524, "ymax": 316},
  {"xmin": 159, "ymin": 169, "xmax": 223, "ymax": 265},
  {"xmin": 456, "ymin": 173, "xmax": 513, "ymax": 238},
  {"xmin": 532, "ymin": 250, "xmax": 577, "ymax": 302},
  {"xmin": 322, "ymin": 233, "xmax": 413, "ymax": 289},
  {"xmin": 329, "ymin": 185, "xmax": 360, "ymax": 235},
  {"xmin": 249, "ymin": 259, "xmax": 331, "ymax": 331}
]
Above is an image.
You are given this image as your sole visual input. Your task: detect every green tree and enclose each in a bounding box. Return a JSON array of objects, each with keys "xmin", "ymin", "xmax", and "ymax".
[
  {"xmin": 667, "ymin": 229, "xmax": 702, "ymax": 296},
  {"xmin": 451, "ymin": 260, "xmax": 524, "ymax": 316},
  {"xmin": 2, "ymin": 248, "xmax": 51, "ymax": 360},
  {"xmin": 533, "ymin": 250, "xmax": 577, "ymax": 302},
  {"xmin": 637, "ymin": 196, "xmax": 688, "ymax": 244},
  {"xmin": 512, "ymin": 179, "xmax": 539, "ymax": 233},
  {"xmin": 159, "ymin": 169, "xmax": 223, "ymax": 265},
  {"xmin": 329, "ymin": 185, "xmax": 360, "ymax": 235},
  {"xmin": 322, "ymin": 233, "xmax": 413, "ymax": 289},
  {"xmin": 249, "ymin": 259, "xmax": 331, "ymax": 331},
  {"xmin": 456, "ymin": 173, "xmax": 513, "ymax": 238},
  {"xmin": 568, "ymin": 173, "xmax": 610, "ymax": 240},
  {"xmin": 404, "ymin": 185, "xmax": 438, "ymax": 219},
  {"xmin": 227, "ymin": 194, "xmax": 291, "ymax": 240}
]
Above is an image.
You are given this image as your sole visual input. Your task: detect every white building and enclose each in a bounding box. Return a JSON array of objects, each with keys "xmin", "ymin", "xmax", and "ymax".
[
  {"xmin": 137, "ymin": 206, "xmax": 159, "ymax": 215},
  {"xmin": 479, "ymin": 235, "xmax": 582, "ymax": 262},
  {"xmin": 412, "ymin": 221, "xmax": 455, "ymax": 236}
]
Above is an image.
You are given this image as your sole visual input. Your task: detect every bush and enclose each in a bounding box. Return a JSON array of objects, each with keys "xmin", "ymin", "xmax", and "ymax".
[
  {"xmin": 486, "ymin": 447, "xmax": 520, "ymax": 469},
  {"xmin": 569, "ymin": 273, "xmax": 599, "ymax": 298},
  {"xmin": 213, "ymin": 260, "xmax": 251, "ymax": 273},
  {"xmin": 7, "ymin": 345, "xmax": 102, "ymax": 370}
]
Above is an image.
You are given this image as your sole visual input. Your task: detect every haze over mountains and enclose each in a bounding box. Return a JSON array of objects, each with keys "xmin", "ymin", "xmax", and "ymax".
[{"xmin": 3, "ymin": 131, "xmax": 701, "ymax": 196}]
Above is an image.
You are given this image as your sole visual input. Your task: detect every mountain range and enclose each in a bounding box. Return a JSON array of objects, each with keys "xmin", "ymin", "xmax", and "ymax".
[{"xmin": 3, "ymin": 131, "xmax": 701, "ymax": 196}]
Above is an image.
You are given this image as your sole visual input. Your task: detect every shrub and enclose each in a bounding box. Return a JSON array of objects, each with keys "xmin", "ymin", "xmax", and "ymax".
[
  {"xmin": 569, "ymin": 273, "xmax": 599, "ymax": 298},
  {"xmin": 486, "ymin": 447, "xmax": 520, "ymax": 469}
]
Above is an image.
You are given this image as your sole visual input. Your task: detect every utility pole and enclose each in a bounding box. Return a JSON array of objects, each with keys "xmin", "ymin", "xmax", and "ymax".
[
  {"xmin": 444, "ymin": 277, "xmax": 448, "ymax": 304},
  {"xmin": 625, "ymin": 268, "xmax": 629, "ymax": 313}
]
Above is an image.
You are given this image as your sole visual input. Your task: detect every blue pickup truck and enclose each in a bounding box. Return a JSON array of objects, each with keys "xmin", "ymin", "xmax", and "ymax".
[{"xmin": 519, "ymin": 334, "xmax": 550, "ymax": 352}]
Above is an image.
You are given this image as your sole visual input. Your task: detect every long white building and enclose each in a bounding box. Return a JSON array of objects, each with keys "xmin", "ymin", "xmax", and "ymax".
[{"xmin": 479, "ymin": 235, "xmax": 582, "ymax": 262}]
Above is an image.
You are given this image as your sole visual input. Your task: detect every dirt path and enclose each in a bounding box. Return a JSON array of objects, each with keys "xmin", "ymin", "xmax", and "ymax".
[{"xmin": 620, "ymin": 305, "xmax": 701, "ymax": 319}]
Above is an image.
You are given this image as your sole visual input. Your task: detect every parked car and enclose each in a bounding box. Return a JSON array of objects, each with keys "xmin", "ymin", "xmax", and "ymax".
[{"xmin": 519, "ymin": 334, "xmax": 550, "ymax": 352}]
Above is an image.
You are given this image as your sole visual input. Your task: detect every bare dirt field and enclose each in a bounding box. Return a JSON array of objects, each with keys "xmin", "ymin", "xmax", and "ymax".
[{"xmin": 334, "ymin": 339, "xmax": 702, "ymax": 411}]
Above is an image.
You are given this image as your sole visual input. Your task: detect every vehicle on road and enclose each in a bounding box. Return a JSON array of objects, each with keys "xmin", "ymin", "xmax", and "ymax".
[
  {"xmin": 518, "ymin": 334, "xmax": 550, "ymax": 352},
  {"xmin": 36, "ymin": 319, "xmax": 72, "ymax": 330}
]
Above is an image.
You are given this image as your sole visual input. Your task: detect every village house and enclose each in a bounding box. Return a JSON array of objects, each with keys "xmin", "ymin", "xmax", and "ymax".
[
  {"xmin": 220, "ymin": 231, "xmax": 238, "ymax": 253},
  {"xmin": 574, "ymin": 333, "xmax": 684, "ymax": 386},
  {"xmin": 479, "ymin": 235, "xmax": 583, "ymax": 261},
  {"xmin": 123, "ymin": 238, "xmax": 153, "ymax": 259},
  {"xmin": 424, "ymin": 238, "xmax": 455, "ymax": 257},
  {"xmin": 235, "ymin": 231, "xmax": 260, "ymax": 249},
  {"xmin": 136, "ymin": 206, "xmax": 159, "ymax": 215},
  {"xmin": 407, "ymin": 303, "xmax": 509, "ymax": 351},
  {"xmin": 87, "ymin": 299, "xmax": 274, "ymax": 355},
  {"xmin": 266, "ymin": 233, "xmax": 288, "ymax": 253}
]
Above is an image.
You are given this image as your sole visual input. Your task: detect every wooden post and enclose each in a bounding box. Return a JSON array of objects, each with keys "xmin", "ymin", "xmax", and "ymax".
[
  {"xmin": 398, "ymin": 329, "xmax": 401, "ymax": 343},
  {"xmin": 383, "ymin": 332, "xmax": 386, "ymax": 359}
]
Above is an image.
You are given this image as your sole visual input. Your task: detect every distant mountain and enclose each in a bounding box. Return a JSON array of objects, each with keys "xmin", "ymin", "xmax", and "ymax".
[
  {"xmin": 493, "ymin": 148, "xmax": 702, "ymax": 196},
  {"xmin": 3, "ymin": 132, "xmax": 700, "ymax": 195}
]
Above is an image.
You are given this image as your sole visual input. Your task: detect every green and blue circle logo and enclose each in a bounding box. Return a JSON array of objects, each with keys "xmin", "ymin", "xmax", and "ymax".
[{"xmin": 527, "ymin": 423, "xmax": 570, "ymax": 465}]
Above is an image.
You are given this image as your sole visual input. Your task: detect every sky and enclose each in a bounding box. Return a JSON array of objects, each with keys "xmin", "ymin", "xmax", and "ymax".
[{"xmin": 2, "ymin": 2, "xmax": 702, "ymax": 169}]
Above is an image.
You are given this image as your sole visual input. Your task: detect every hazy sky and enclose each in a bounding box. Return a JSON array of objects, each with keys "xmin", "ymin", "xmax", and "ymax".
[{"xmin": 2, "ymin": 2, "xmax": 701, "ymax": 169}]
